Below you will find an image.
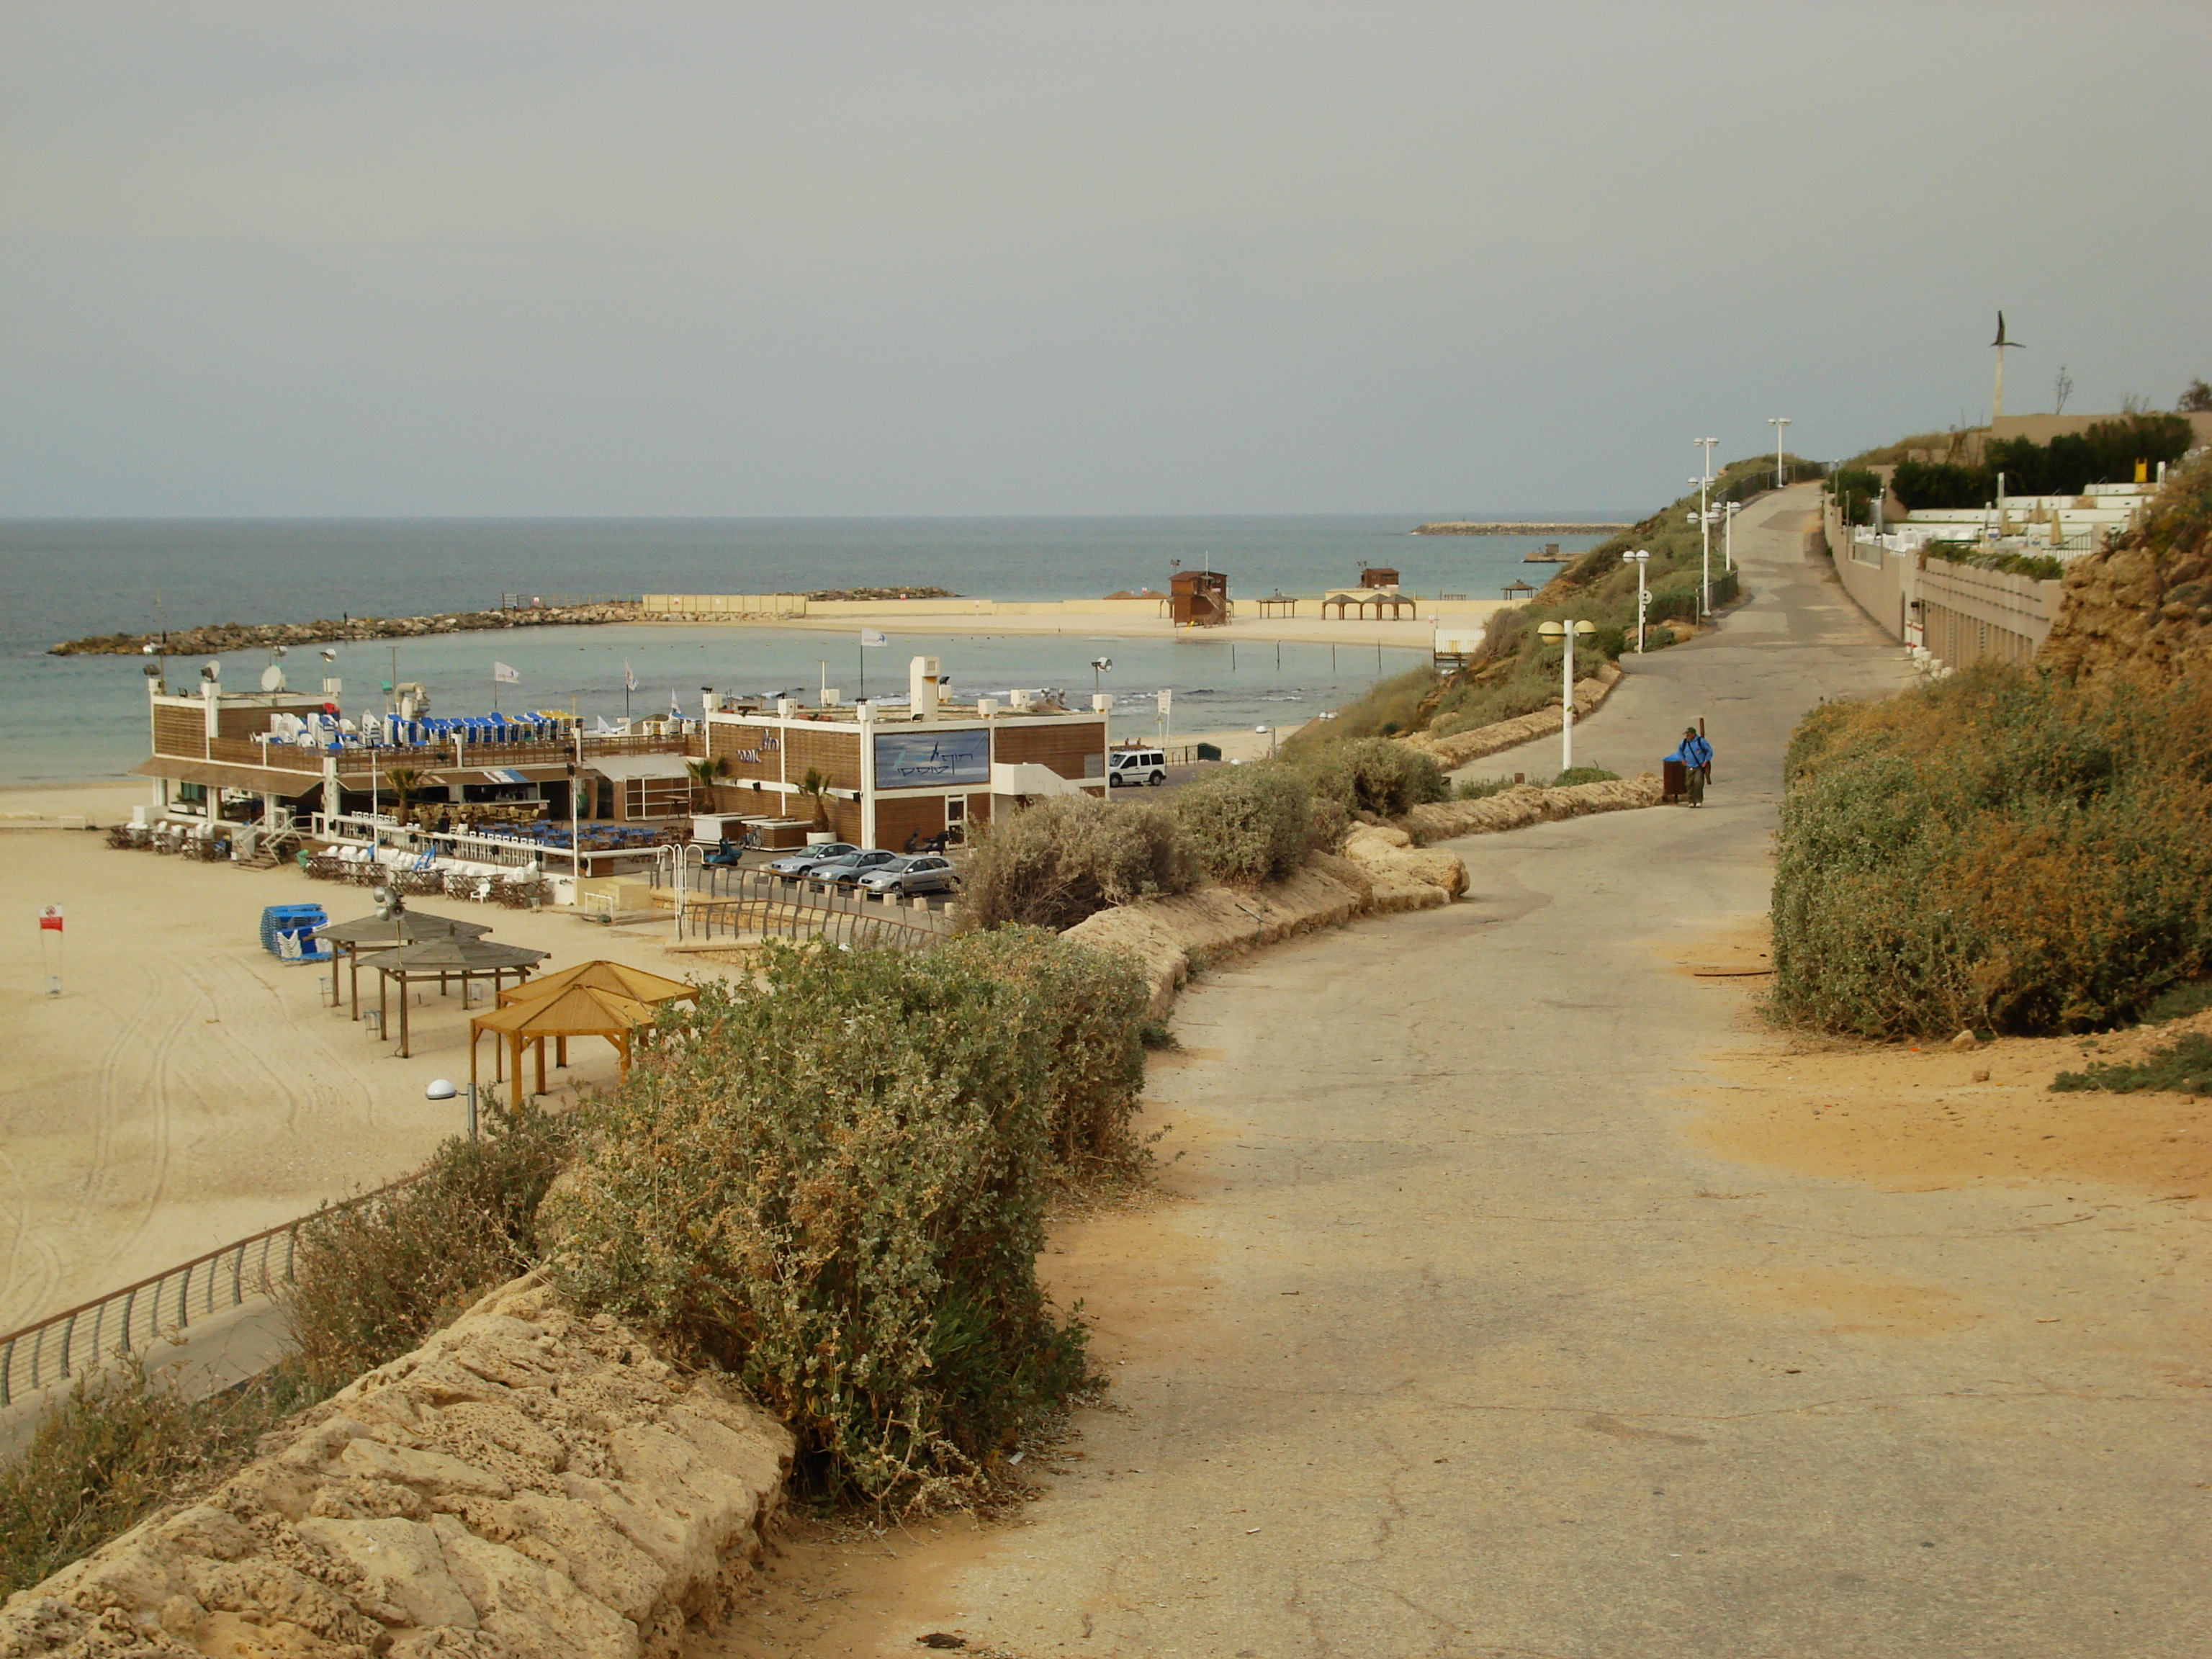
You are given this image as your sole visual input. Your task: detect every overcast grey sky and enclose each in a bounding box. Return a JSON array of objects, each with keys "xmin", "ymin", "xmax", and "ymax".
[{"xmin": 3, "ymin": 2, "xmax": 2206, "ymax": 517}]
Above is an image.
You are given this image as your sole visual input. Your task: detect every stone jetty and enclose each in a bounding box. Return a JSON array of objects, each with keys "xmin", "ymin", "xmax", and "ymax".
[
  {"xmin": 49, "ymin": 601, "xmax": 640, "ymax": 656},
  {"xmin": 1411, "ymin": 521, "xmax": 1634, "ymax": 535}
]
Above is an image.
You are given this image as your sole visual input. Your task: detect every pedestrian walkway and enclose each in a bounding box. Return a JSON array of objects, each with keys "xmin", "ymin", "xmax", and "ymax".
[{"xmin": 719, "ymin": 485, "xmax": 2211, "ymax": 1658}]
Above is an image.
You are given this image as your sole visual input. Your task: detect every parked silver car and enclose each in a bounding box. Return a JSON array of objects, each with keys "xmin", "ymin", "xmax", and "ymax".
[
  {"xmin": 810, "ymin": 850, "xmax": 902, "ymax": 886},
  {"xmin": 853, "ymin": 854, "xmax": 960, "ymax": 897},
  {"xmin": 763, "ymin": 842, "xmax": 855, "ymax": 877}
]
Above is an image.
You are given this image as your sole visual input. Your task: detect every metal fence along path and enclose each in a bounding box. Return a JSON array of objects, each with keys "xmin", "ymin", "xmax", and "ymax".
[{"xmin": 0, "ymin": 1177, "xmax": 416, "ymax": 1410}]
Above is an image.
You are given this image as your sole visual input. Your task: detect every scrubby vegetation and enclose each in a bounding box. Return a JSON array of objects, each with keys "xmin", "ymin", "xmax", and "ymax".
[
  {"xmin": 1172, "ymin": 761, "xmax": 1318, "ymax": 886},
  {"xmin": 958, "ymin": 793, "xmax": 1195, "ymax": 931},
  {"xmin": 2050, "ymin": 1033, "xmax": 2212, "ymax": 1097},
  {"xmin": 545, "ymin": 937, "xmax": 1133, "ymax": 1509},
  {"xmin": 282, "ymin": 1105, "xmax": 579, "ymax": 1390},
  {"xmin": 0, "ymin": 1359, "xmax": 318, "ymax": 1596},
  {"xmin": 1771, "ymin": 665, "xmax": 2212, "ymax": 1038}
]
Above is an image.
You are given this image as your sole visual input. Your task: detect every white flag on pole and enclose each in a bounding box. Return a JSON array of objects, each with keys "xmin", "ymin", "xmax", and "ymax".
[
  {"xmin": 623, "ymin": 660, "xmax": 639, "ymax": 691},
  {"xmin": 494, "ymin": 662, "xmax": 520, "ymax": 684},
  {"xmin": 860, "ymin": 628, "xmax": 888, "ymax": 648}
]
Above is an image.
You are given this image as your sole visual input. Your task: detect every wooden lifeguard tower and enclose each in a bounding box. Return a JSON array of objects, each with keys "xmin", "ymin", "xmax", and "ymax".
[{"xmin": 1171, "ymin": 569, "xmax": 1231, "ymax": 628}]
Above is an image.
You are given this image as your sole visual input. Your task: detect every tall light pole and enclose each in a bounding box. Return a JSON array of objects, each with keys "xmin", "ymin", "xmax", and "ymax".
[
  {"xmin": 1768, "ymin": 417, "xmax": 1791, "ymax": 489},
  {"xmin": 1723, "ymin": 501, "xmax": 1740, "ymax": 574},
  {"xmin": 1536, "ymin": 619, "xmax": 1597, "ymax": 772},
  {"xmin": 1622, "ymin": 550, "xmax": 1651, "ymax": 652},
  {"xmin": 1695, "ymin": 437, "xmax": 1719, "ymax": 620}
]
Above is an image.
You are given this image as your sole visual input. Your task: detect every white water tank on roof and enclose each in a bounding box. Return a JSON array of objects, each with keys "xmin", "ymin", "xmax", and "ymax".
[{"xmin": 910, "ymin": 656, "xmax": 942, "ymax": 719}]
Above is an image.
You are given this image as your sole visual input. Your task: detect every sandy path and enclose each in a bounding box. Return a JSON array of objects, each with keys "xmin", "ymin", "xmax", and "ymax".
[
  {"xmin": 695, "ymin": 488, "xmax": 2211, "ymax": 1658},
  {"xmin": 0, "ymin": 827, "xmax": 739, "ymax": 1332}
]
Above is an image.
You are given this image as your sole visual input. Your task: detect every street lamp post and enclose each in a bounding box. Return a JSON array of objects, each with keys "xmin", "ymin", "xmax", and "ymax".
[
  {"xmin": 426, "ymin": 1077, "xmax": 477, "ymax": 1141},
  {"xmin": 1723, "ymin": 500, "xmax": 1740, "ymax": 574},
  {"xmin": 1536, "ymin": 619, "xmax": 1598, "ymax": 772},
  {"xmin": 1768, "ymin": 417, "xmax": 1791, "ymax": 489},
  {"xmin": 1694, "ymin": 439, "xmax": 1718, "ymax": 619},
  {"xmin": 1621, "ymin": 550, "xmax": 1651, "ymax": 652}
]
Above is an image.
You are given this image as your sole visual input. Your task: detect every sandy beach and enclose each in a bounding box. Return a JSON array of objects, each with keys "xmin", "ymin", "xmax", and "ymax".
[{"xmin": 0, "ymin": 814, "xmax": 755, "ymax": 1333}]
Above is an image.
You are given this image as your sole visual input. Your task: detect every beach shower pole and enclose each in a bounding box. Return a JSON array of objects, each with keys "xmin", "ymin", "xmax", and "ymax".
[{"xmin": 1537, "ymin": 620, "xmax": 1596, "ymax": 773}]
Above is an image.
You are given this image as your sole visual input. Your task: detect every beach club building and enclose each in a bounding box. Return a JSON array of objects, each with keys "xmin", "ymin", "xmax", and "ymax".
[
  {"xmin": 132, "ymin": 655, "xmax": 1107, "ymax": 851},
  {"xmin": 701, "ymin": 656, "xmax": 1109, "ymax": 848}
]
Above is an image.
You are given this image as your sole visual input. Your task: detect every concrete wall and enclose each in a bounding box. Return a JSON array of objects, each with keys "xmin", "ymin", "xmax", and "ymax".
[{"xmin": 1821, "ymin": 499, "xmax": 2063, "ymax": 670}]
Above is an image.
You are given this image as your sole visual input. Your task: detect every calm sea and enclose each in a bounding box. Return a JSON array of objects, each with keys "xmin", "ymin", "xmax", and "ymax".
[{"xmin": 0, "ymin": 516, "xmax": 1618, "ymax": 783}]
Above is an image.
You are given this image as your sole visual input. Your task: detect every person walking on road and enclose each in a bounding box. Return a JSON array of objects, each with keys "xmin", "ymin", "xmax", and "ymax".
[{"xmin": 1668, "ymin": 725, "xmax": 1713, "ymax": 806}]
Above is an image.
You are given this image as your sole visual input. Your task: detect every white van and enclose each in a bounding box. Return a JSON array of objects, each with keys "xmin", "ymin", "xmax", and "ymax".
[{"xmin": 1108, "ymin": 747, "xmax": 1167, "ymax": 787}]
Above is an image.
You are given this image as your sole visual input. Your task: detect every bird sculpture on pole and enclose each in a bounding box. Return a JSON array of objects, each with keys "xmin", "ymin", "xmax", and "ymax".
[{"xmin": 1990, "ymin": 310, "xmax": 2026, "ymax": 421}]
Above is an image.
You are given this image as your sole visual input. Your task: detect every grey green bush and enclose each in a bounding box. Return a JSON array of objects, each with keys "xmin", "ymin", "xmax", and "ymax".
[
  {"xmin": 282, "ymin": 1105, "xmax": 578, "ymax": 1391},
  {"xmin": 1172, "ymin": 763, "xmax": 1316, "ymax": 885},
  {"xmin": 1293, "ymin": 737, "xmax": 1447, "ymax": 818},
  {"xmin": 959, "ymin": 793, "xmax": 1194, "ymax": 932},
  {"xmin": 1771, "ymin": 665, "xmax": 2212, "ymax": 1038},
  {"xmin": 546, "ymin": 938, "xmax": 1117, "ymax": 1508}
]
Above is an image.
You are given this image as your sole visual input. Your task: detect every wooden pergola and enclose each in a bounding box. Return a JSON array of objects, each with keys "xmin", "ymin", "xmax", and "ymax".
[
  {"xmin": 496, "ymin": 958, "xmax": 700, "ymax": 1011},
  {"xmin": 359, "ymin": 935, "xmax": 549, "ymax": 1058},
  {"xmin": 318, "ymin": 911, "xmax": 494, "ymax": 1023},
  {"xmin": 1322, "ymin": 588, "xmax": 1420, "ymax": 621},
  {"xmin": 470, "ymin": 984, "xmax": 658, "ymax": 1100},
  {"xmin": 495, "ymin": 960, "xmax": 700, "ymax": 1076}
]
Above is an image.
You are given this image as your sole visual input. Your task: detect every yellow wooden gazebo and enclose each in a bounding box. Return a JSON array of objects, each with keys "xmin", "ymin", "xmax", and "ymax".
[
  {"xmin": 470, "ymin": 984, "xmax": 660, "ymax": 1100},
  {"xmin": 495, "ymin": 959, "xmax": 699, "ymax": 1010}
]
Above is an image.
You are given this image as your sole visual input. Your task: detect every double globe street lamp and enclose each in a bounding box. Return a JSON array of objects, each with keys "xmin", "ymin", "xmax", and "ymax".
[
  {"xmin": 1537, "ymin": 618, "xmax": 1598, "ymax": 773},
  {"xmin": 1621, "ymin": 549, "xmax": 1652, "ymax": 653}
]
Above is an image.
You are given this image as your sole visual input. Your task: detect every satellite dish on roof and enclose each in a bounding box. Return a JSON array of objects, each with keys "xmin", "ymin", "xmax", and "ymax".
[{"xmin": 260, "ymin": 664, "xmax": 288, "ymax": 692}]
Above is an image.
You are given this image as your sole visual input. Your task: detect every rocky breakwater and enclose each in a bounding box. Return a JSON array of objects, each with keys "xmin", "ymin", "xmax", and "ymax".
[
  {"xmin": 49, "ymin": 603, "xmax": 641, "ymax": 657},
  {"xmin": 0, "ymin": 1276, "xmax": 791, "ymax": 1659},
  {"xmin": 1412, "ymin": 521, "xmax": 1633, "ymax": 535}
]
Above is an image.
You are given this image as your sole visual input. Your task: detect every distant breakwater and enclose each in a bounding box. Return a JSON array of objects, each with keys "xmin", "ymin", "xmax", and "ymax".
[
  {"xmin": 46, "ymin": 587, "xmax": 962, "ymax": 657},
  {"xmin": 1413, "ymin": 521, "xmax": 1634, "ymax": 536},
  {"xmin": 48, "ymin": 602, "xmax": 642, "ymax": 657}
]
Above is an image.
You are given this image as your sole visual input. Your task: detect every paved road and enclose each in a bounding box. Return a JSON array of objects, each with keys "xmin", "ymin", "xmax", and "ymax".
[{"xmin": 829, "ymin": 487, "xmax": 2211, "ymax": 1657}]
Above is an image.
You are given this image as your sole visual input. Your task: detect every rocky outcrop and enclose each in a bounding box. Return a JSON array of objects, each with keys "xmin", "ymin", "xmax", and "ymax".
[
  {"xmin": 1396, "ymin": 662, "xmax": 1625, "ymax": 771},
  {"xmin": 1398, "ymin": 773, "xmax": 1664, "ymax": 845},
  {"xmin": 2040, "ymin": 457, "xmax": 2212, "ymax": 683},
  {"xmin": 0, "ymin": 1277, "xmax": 791, "ymax": 1659},
  {"xmin": 1064, "ymin": 840, "xmax": 1467, "ymax": 1017},
  {"xmin": 49, "ymin": 605, "xmax": 641, "ymax": 657}
]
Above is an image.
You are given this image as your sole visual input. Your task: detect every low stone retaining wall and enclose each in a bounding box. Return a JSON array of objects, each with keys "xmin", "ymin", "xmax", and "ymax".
[
  {"xmin": 1397, "ymin": 661, "xmax": 1625, "ymax": 770},
  {"xmin": 0, "ymin": 1277, "xmax": 791, "ymax": 1659},
  {"xmin": 1398, "ymin": 773, "xmax": 1663, "ymax": 845},
  {"xmin": 1066, "ymin": 835, "xmax": 1468, "ymax": 1017}
]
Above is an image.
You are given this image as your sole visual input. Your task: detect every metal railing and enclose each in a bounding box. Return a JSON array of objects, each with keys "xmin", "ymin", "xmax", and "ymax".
[
  {"xmin": 673, "ymin": 864, "xmax": 949, "ymax": 950},
  {"xmin": 0, "ymin": 1176, "xmax": 416, "ymax": 1410}
]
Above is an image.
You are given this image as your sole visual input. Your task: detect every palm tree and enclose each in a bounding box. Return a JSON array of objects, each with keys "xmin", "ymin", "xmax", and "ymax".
[
  {"xmin": 383, "ymin": 765, "xmax": 423, "ymax": 826},
  {"xmin": 684, "ymin": 755, "xmax": 729, "ymax": 812},
  {"xmin": 797, "ymin": 765, "xmax": 832, "ymax": 830}
]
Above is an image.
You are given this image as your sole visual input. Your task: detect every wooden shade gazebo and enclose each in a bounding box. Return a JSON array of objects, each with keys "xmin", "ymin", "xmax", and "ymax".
[
  {"xmin": 496, "ymin": 959, "xmax": 700, "ymax": 1011},
  {"xmin": 359, "ymin": 935, "xmax": 549, "ymax": 1058},
  {"xmin": 1322, "ymin": 588, "xmax": 1420, "ymax": 621},
  {"xmin": 318, "ymin": 911, "xmax": 494, "ymax": 1022},
  {"xmin": 470, "ymin": 984, "xmax": 659, "ymax": 1100}
]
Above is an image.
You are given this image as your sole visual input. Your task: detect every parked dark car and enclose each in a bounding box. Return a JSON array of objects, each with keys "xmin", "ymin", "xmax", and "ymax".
[
  {"xmin": 763, "ymin": 842, "xmax": 856, "ymax": 877},
  {"xmin": 853, "ymin": 854, "xmax": 960, "ymax": 897}
]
